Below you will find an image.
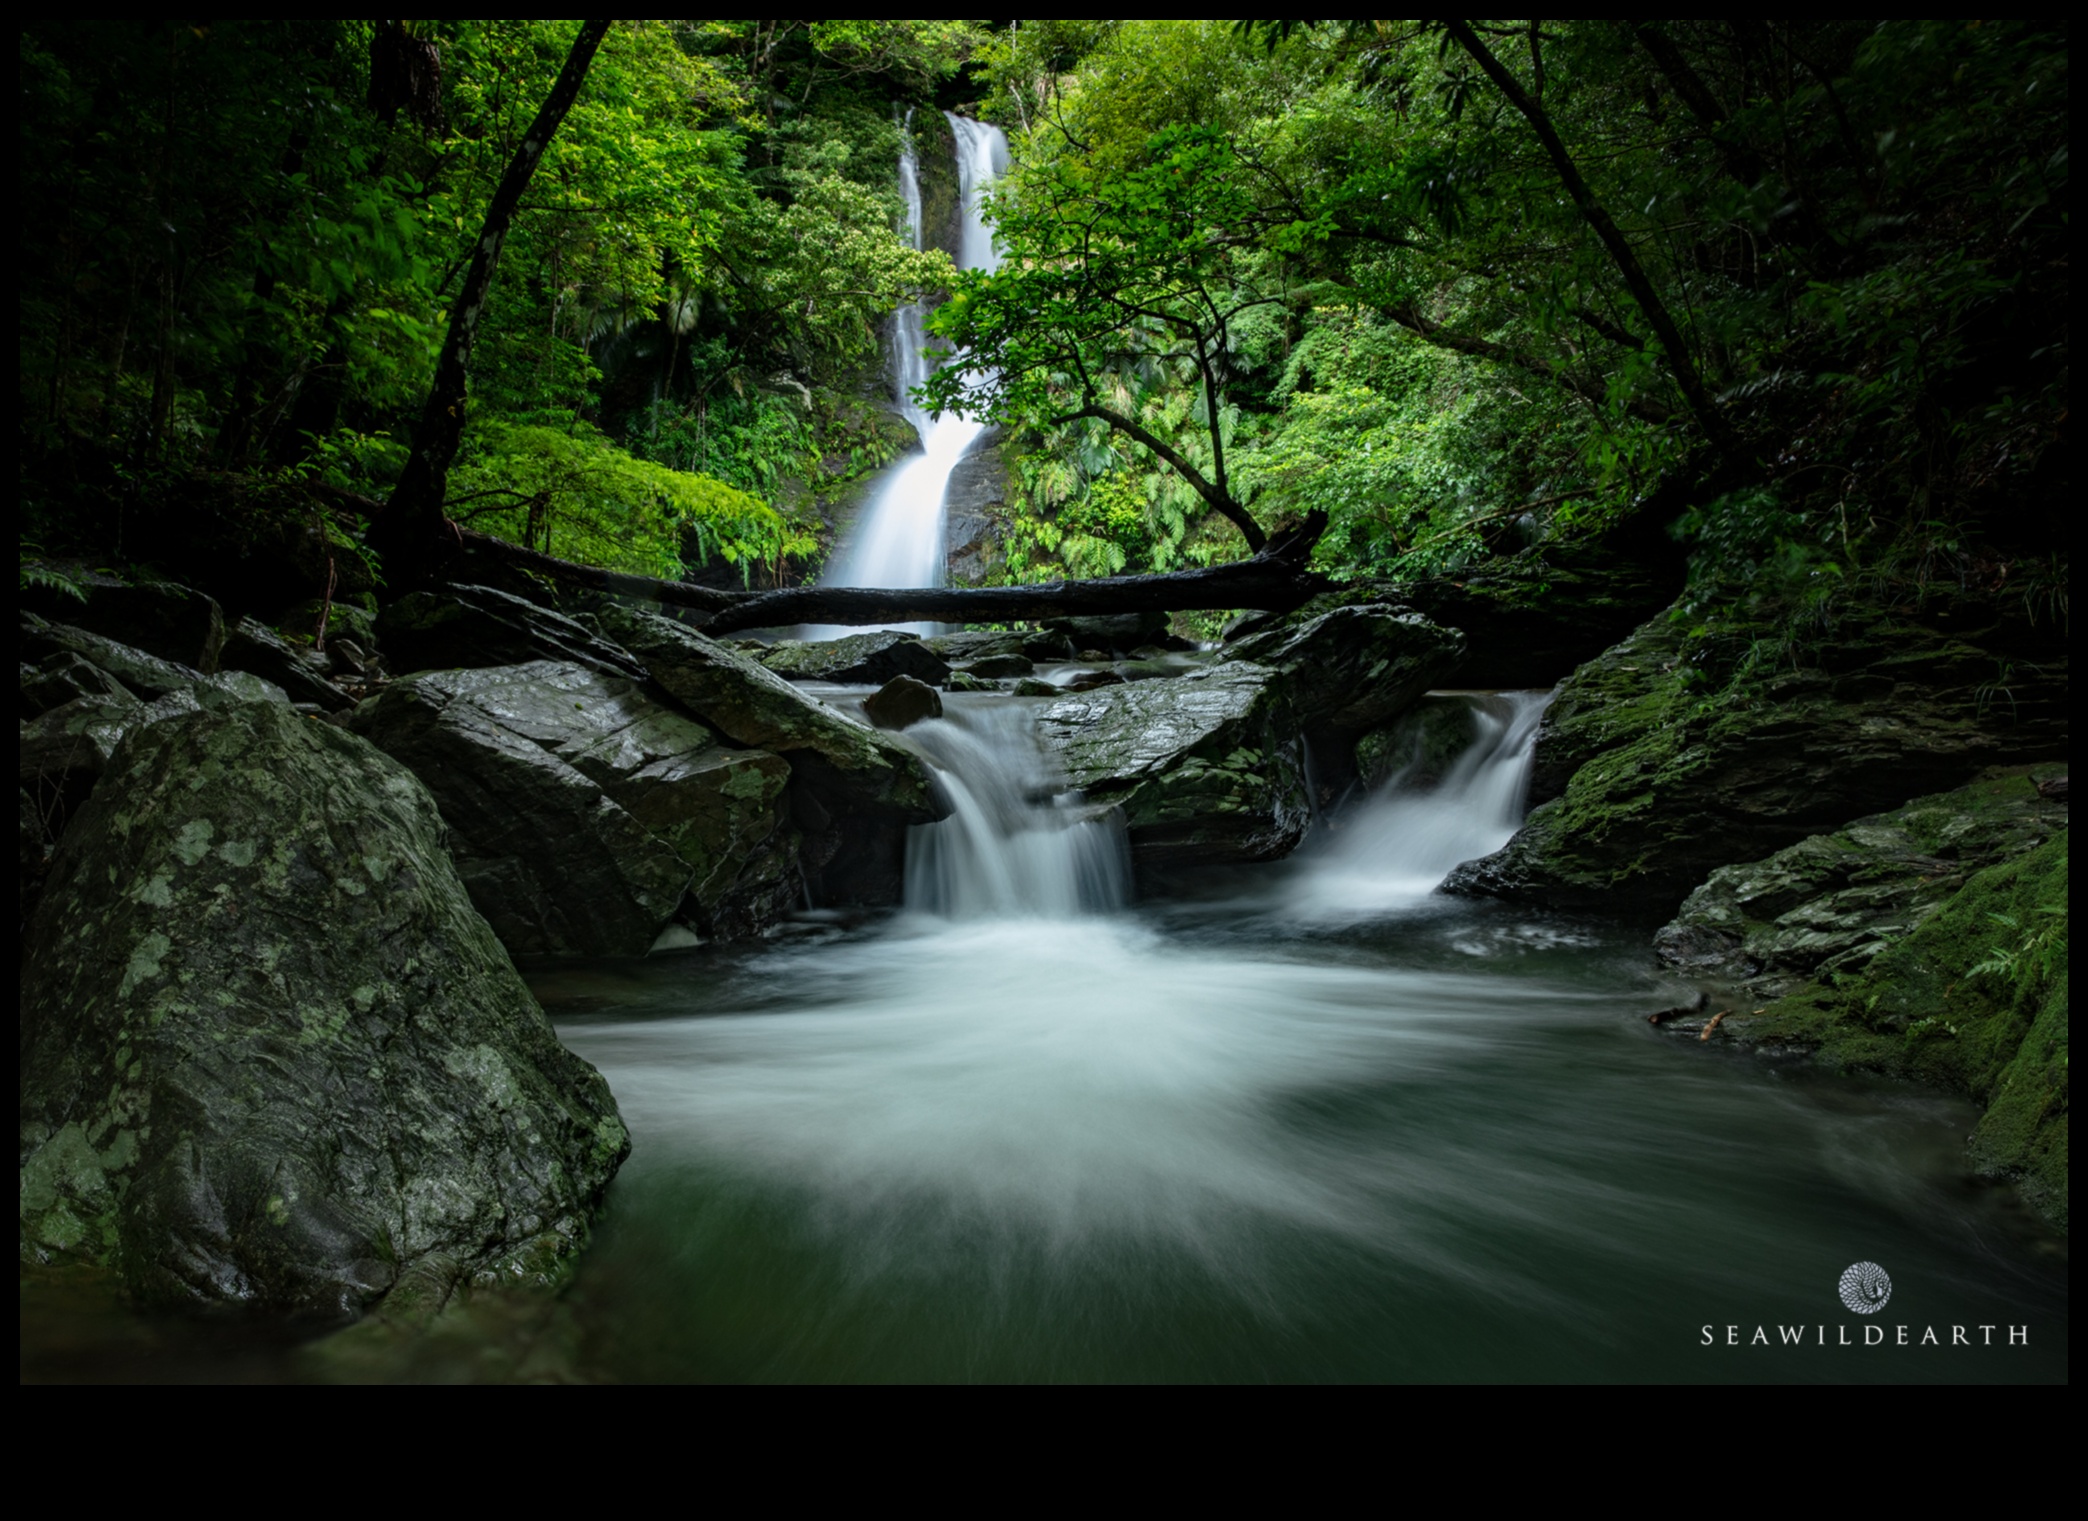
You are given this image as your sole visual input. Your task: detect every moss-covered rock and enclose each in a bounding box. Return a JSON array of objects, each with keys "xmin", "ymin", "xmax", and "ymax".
[
  {"xmin": 1722, "ymin": 832, "xmax": 2068, "ymax": 1231},
  {"xmin": 19, "ymin": 700, "xmax": 627, "ymax": 1315},
  {"xmin": 1656, "ymin": 767, "xmax": 2069, "ymax": 996},
  {"xmin": 1444, "ymin": 598, "xmax": 2069, "ymax": 921},
  {"xmin": 1223, "ymin": 604, "xmax": 1466, "ymax": 737},
  {"xmin": 1038, "ymin": 662, "xmax": 1308, "ymax": 868}
]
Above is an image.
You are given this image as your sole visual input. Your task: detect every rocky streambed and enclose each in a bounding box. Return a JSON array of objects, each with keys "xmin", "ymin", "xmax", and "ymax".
[{"xmin": 18, "ymin": 561, "xmax": 2069, "ymax": 1369}]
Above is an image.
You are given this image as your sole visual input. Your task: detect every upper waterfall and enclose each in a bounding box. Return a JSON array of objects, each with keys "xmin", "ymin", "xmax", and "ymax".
[{"xmin": 808, "ymin": 114, "xmax": 1009, "ymax": 635}]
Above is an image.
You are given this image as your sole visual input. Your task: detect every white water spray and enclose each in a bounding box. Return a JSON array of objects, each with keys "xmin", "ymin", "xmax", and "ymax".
[
  {"xmin": 1292, "ymin": 692, "xmax": 1550, "ymax": 918},
  {"xmin": 809, "ymin": 114, "xmax": 1010, "ymax": 636},
  {"xmin": 902, "ymin": 700, "xmax": 1130, "ymax": 919}
]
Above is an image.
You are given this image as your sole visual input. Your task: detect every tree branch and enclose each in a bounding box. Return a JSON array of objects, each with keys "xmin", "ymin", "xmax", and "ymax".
[{"xmin": 1056, "ymin": 403, "xmax": 1267, "ymax": 551}]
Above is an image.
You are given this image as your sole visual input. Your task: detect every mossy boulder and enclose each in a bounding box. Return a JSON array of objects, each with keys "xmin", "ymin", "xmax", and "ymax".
[
  {"xmin": 1656, "ymin": 766, "xmax": 2070, "ymax": 996},
  {"xmin": 1222, "ymin": 604, "xmax": 1467, "ymax": 737},
  {"xmin": 353, "ymin": 661, "xmax": 796, "ymax": 954},
  {"xmin": 595, "ymin": 606, "xmax": 944, "ymax": 904},
  {"xmin": 755, "ymin": 630, "xmax": 950, "ymax": 686},
  {"xmin": 379, "ymin": 583, "xmax": 645, "ymax": 680},
  {"xmin": 21, "ymin": 651, "xmax": 133, "ymax": 719},
  {"xmin": 19, "ymin": 700, "xmax": 627, "ymax": 1316},
  {"xmin": 1721, "ymin": 832, "xmax": 2068, "ymax": 1231},
  {"xmin": 1354, "ymin": 696, "xmax": 1486, "ymax": 792},
  {"xmin": 1445, "ymin": 599, "xmax": 2069, "ymax": 921},
  {"xmin": 1038, "ymin": 662, "xmax": 1308, "ymax": 869}
]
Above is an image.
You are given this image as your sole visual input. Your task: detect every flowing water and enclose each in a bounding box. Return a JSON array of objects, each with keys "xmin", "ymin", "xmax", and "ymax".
[
  {"xmin": 534, "ymin": 692, "xmax": 2066, "ymax": 1383},
  {"xmin": 806, "ymin": 115, "xmax": 1010, "ymax": 637}
]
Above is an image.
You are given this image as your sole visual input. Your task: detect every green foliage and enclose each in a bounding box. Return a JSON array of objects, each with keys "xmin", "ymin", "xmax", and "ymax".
[{"xmin": 450, "ymin": 422, "xmax": 813, "ymax": 584}]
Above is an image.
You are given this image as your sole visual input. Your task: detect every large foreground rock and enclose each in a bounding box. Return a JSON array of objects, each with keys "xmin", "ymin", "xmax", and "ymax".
[
  {"xmin": 1444, "ymin": 599, "xmax": 2069, "ymax": 921},
  {"xmin": 19, "ymin": 701, "xmax": 627, "ymax": 1316},
  {"xmin": 596, "ymin": 607, "xmax": 943, "ymax": 903},
  {"xmin": 1038, "ymin": 663, "xmax": 1307, "ymax": 868},
  {"xmin": 353, "ymin": 662, "xmax": 794, "ymax": 954},
  {"xmin": 1655, "ymin": 767, "xmax": 2069, "ymax": 998}
]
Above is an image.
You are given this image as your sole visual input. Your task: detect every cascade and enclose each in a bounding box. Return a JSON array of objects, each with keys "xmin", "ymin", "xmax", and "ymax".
[
  {"xmin": 901, "ymin": 699, "xmax": 1130, "ymax": 919},
  {"xmin": 808, "ymin": 114, "xmax": 1010, "ymax": 636},
  {"xmin": 1291, "ymin": 691, "xmax": 1550, "ymax": 918}
]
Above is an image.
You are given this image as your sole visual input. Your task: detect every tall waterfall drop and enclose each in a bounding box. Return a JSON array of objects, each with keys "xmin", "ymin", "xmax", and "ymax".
[{"xmin": 810, "ymin": 114, "xmax": 1009, "ymax": 634}]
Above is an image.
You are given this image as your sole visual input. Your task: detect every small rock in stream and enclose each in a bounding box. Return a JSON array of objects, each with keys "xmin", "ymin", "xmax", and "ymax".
[{"xmin": 864, "ymin": 674, "xmax": 943, "ymax": 731}]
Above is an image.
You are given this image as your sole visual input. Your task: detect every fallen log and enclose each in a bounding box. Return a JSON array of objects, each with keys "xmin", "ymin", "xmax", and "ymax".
[{"xmin": 455, "ymin": 512, "xmax": 1333, "ymax": 635}]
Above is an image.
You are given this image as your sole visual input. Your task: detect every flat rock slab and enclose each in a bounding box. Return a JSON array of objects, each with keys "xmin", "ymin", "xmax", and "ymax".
[{"xmin": 19, "ymin": 700, "xmax": 626, "ymax": 1318}]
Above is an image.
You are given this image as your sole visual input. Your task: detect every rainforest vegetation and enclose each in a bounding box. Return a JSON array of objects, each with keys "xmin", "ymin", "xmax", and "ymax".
[{"xmin": 18, "ymin": 19, "xmax": 2069, "ymax": 622}]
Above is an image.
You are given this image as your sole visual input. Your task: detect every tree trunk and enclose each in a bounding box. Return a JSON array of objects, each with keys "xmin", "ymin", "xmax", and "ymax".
[
  {"xmin": 451, "ymin": 511, "xmax": 1332, "ymax": 633},
  {"xmin": 376, "ymin": 20, "xmax": 610, "ymax": 585},
  {"xmin": 1440, "ymin": 19, "xmax": 1742, "ymax": 461}
]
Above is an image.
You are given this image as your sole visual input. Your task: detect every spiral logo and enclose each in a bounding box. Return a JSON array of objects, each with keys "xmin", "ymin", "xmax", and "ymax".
[{"xmin": 1838, "ymin": 1261, "xmax": 1892, "ymax": 1315}]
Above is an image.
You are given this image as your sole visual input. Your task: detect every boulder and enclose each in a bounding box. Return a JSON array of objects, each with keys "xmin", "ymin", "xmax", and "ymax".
[
  {"xmin": 378, "ymin": 583, "xmax": 645, "ymax": 680},
  {"xmin": 353, "ymin": 661, "xmax": 795, "ymax": 954},
  {"xmin": 863, "ymin": 675, "xmax": 943, "ymax": 731},
  {"xmin": 1716, "ymin": 831, "xmax": 2069, "ymax": 1232},
  {"xmin": 1443, "ymin": 599, "xmax": 2070, "ymax": 922},
  {"xmin": 23, "ymin": 612, "xmax": 212, "ymax": 702},
  {"xmin": 756, "ymin": 630, "xmax": 951, "ymax": 686},
  {"xmin": 19, "ymin": 700, "xmax": 627, "ymax": 1316},
  {"xmin": 21, "ymin": 571, "xmax": 225, "ymax": 673},
  {"xmin": 924, "ymin": 629, "xmax": 1032, "ymax": 664},
  {"xmin": 21, "ymin": 651, "xmax": 132, "ymax": 719},
  {"xmin": 1653, "ymin": 766, "xmax": 2070, "ymax": 998},
  {"xmin": 593, "ymin": 607, "xmax": 944, "ymax": 904},
  {"xmin": 1012, "ymin": 678, "xmax": 1062, "ymax": 698},
  {"xmin": 1043, "ymin": 610, "xmax": 1172, "ymax": 657},
  {"xmin": 1353, "ymin": 696, "xmax": 1486, "ymax": 792},
  {"xmin": 961, "ymin": 653, "xmax": 1034, "ymax": 679},
  {"xmin": 1037, "ymin": 662, "xmax": 1307, "ymax": 870},
  {"xmin": 221, "ymin": 616, "xmax": 356, "ymax": 711},
  {"xmin": 1221, "ymin": 604, "xmax": 1466, "ymax": 737},
  {"xmin": 943, "ymin": 669, "xmax": 998, "ymax": 693},
  {"xmin": 22, "ymin": 667, "xmax": 288, "ymax": 842}
]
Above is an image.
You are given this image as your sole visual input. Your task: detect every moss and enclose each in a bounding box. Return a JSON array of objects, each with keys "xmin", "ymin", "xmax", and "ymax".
[{"xmin": 1742, "ymin": 831, "xmax": 2069, "ymax": 1229}]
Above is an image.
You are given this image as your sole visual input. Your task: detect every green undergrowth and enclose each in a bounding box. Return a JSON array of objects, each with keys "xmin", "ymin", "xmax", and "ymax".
[{"xmin": 1743, "ymin": 831, "xmax": 2069, "ymax": 1230}]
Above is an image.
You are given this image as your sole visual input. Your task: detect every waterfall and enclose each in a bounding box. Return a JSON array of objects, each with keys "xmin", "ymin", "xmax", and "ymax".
[
  {"xmin": 1291, "ymin": 692, "xmax": 1551, "ymax": 918},
  {"xmin": 902, "ymin": 701, "xmax": 1131, "ymax": 920},
  {"xmin": 808, "ymin": 114, "xmax": 1010, "ymax": 637}
]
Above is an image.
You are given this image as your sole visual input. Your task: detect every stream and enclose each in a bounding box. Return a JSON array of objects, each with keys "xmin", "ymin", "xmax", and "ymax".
[{"xmin": 534, "ymin": 691, "xmax": 2067, "ymax": 1382}]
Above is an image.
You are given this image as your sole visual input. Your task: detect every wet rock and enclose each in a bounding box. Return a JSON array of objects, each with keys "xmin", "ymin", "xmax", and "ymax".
[
  {"xmin": 23, "ymin": 612, "xmax": 211, "ymax": 702},
  {"xmin": 595, "ymin": 607, "xmax": 943, "ymax": 904},
  {"xmin": 20, "ymin": 651, "xmax": 132, "ymax": 719},
  {"xmin": 924, "ymin": 629, "xmax": 1031, "ymax": 664},
  {"xmin": 21, "ymin": 668, "xmax": 289, "ymax": 844},
  {"xmin": 1354, "ymin": 696, "xmax": 1484, "ymax": 792},
  {"xmin": 1012, "ymin": 678, "xmax": 1062, "ymax": 698},
  {"xmin": 1222, "ymin": 604, "xmax": 1466, "ymax": 737},
  {"xmin": 1727, "ymin": 831, "xmax": 2069, "ymax": 1231},
  {"xmin": 863, "ymin": 675, "xmax": 943, "ymax": 731},
  {"xmin": 353, "ymin": 661, "xmax": 795, "ymax": 954},
  {"xmin": 961, "ymin": 653, "xmax": 1034, "ymax": 679},
  {"xmin": 221, "ymin": 616, "xmax": 356, "ymax": 711},
  {"xmin": 1443, "ymin": 599, "xmax": 2070, "ymax": 922},
  {"xmin": 943, "ymin": 669, "xmax": 998, "ymax": 693},
  {"xmin": 755, "ymin": 630, "xmax": 951, "ymax": 686},
  {"xmin": 1654, "ymin": 766, "xmax": 2070, "ymax": 997},
  {"xmin": 1043, "ymin": 610, "xmax": 1171, "ymax": 657},
  {"xmin": 378, "ymin": 583, "xmax": 645, "ymax": 680},
  {"xmin": 1063, "ymin": 669, "xmax": 1127, "ymax": 693},
  {"xmin": 19, "ymin": 700, "xmax": 627, "ymax": 1316},
  {"xmin": 21, "ymin": 571, "xmax": 226, "ymax": 673},
  {"xmin": 1037, "ymin": 662, "xmax": 1307, "ymax": 869}
]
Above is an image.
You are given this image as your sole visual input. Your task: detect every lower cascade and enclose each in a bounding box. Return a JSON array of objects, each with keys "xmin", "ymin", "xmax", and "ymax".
[
  {"xmin": 1293, "ymin": 691, "xmax": 1550, "ymax": 918},
  {"xmin": 901, "ymin": 699, "xmax": 1131, "ymax": 919}
]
